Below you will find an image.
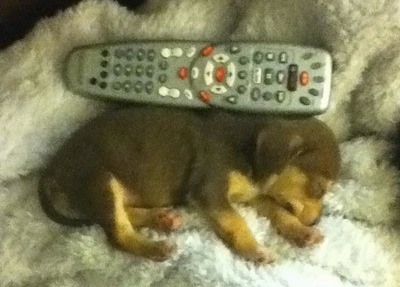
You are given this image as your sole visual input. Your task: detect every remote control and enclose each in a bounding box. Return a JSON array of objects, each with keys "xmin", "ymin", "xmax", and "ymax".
[{"xmin": 64, "ymin": 41, "xmax": 332, "ymax": 114}]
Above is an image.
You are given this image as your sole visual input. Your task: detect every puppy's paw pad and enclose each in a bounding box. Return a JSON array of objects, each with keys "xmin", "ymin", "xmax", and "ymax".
[
  {"xmin": 295, "ymin": 227, "xmax": 324, "ymax": 247},
  {"xmin": 155, "ymin": 210, "xmax": 182, "ymax": 231}
]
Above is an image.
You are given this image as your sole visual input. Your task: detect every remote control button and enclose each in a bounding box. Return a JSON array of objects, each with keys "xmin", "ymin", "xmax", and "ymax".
[
  {"xmin": 147, "ymin": 49, "xmax": 156, "ymax": 61},
  {"xmin": 113, "ymin": 64, "xmax": 123, "ymax": 76},
  {"xmin": 146, "ymin": 65, "xmax": 155, "ymax": 78},
  {"xmin": 300, "ymin": 96, "xmax": 311, "ymax": 105},
  {"xmin": 253, "ymin": 51, "xmax": 264, "ymax": 64},
  {"xmin": 134, "ymin": 81, "xmax": 143, "ymax": 93},
  {"xmin": 100, "ymin": 71, "xmax": 108, "ymax": 79},
  {"xmin": 279, "ymin": 52, "xmax": 288, "ymax": 63},
  {"xmin": 184, "ymin": 89, "xmax": 194, "ymax": 99},
  {"xmin": 101, "ymin": 50, "xmax": 109, "ymax": 57},
  {"xmin": 215, "ymin": 67, "xmax": 225, "ymax": 83},
  {"xmin": 124, "ymin": 65, "xmax": 133, "ymax": 76},
  {"xmin": 99, "ymin": 82, "xmax": 107, "ymax": 90},
  {"xmin": 137, "ymin": 49, "xmax": 146, "ymax": 61},
  {"xmin": 199, "ymin": 91, "xmax": 211, "ymax": 103},
  {"xmin": 266, "ymin": 52, "xmax": 275, "ymax": 61},
  {"xmin": 302, "ymin": 52, "xmax": 313, "ymax": 60},
  {"xmin": 276, "ymin": 70, "xmax": 285, "ymax": 84},
  {"xmin": 211, "ymin": 85, "xmax": 227, "ymax": 94},
  {"xmin": 237, "ymin": 85, "xmax": 247, "ymax": 94},
  {"xmin": 158, "ymin": 86, "xmax": 169, "ymax": 96},
  {"xmin": 169, "ymin": 88, "xmax": 180, "ymax": 98},
  {"xmin": 191, "ymin": 67, "xmax": 199, "ymax": 79},
  {"xmin": 309, "ymin": 88, "xmax": 319, "ymax": 96},
  {"xmin": 239, "ymin": 56, "xmax": 249, "ymax": 65},
  {"xmin": 238, "ymin": 70, "xmax": 248, "ymax": 79},
  {"xmin": 172, "ymin": 47, "xmax": 183, "ymax": 57},
  {"xmin": 253, "ymin": 68, "xmax": 262, "ymax": 84},
  {"xmin": 287, "ymin": 64, "xmax": 298, "ymax": 91},
  {"xmin": 311, "ymin": 62, "xmax": 323, "ymax": 69},
  {"xmin": 161, "ymin": 48, "xmax": 172, "ymax": 58},
  {"xmin": 186, "ymin": 47, "xmax": 196, "ymax": 57},
  {"xmin": 229, "ymin": 46, "xmax": 241, "ymax": 54},
  {"xmin": 145, "ymin": 82, "xmax": 154, "ymax": 94},
  {"xmin": 201, "ymin": 45, "xmax": 214, "ymax": 57},
  {"xmin": 213, "ymin": 54, "xmax": 230, "ymax": 63},
  {"xmin": 123, "ymin": 82, "xmax": 131, "ymax": 92},
  {"xmin": 204, "ymin": 61, "xmax": 214, "ymax": 86},
  {"xmin": 100, "ymin": 60, "xmax": 108, "ymax": 68},
  {"xmin": 313, "ymin": 76, "xmax": 324, "ymax": 83},
  {"xmin": 90, "ymin": 78, "xmax": 97, "ymax": 85},
  {"xmin": 159, "ymin": 74, "xmax": 168, "ymax": 83},
  {"xmin": 226, "ymin": 95, "xmax": 238, "ymax": 104},
  {"xmin": 159, "ymin": 61, "xmax": 169, "ymax": 70},
  {"xmin": 263, "ymin": 91, "xmax": 273, "ymax": 101},
  {"xmin": 264, "ymin": 69, "xmax": 274, "ymax": 85},
  {"xmin": 226, "ymin": 63, "xmax": 236, "ymax": 87},
  {"xmin": 126, "ymin": 49, "xmax": 134, "ymax": 60},
  {"xmin": 178, "ymin": 67, "xmax": 188, "ymax": 80},
  {"xmin": 276, "ymin": 91, "xmax": 286, "ymax": 103},
  {"xmin": 251, "ymin": 88, "xmax": 261, "ymax": 101},
  {"xmin": 115, "ymin": 49, "xmax": 124, "ymax": 58},
  {"xmin": 300, "ymin": 71, "xmax": 309, "ymax": 86},
  {"xmin": 136, "ymin": 65, "xmax": 144, "ymax": 76},
  {"xmin": 112, "ymin": 82, "xmax": 122, "ymax": 90}
]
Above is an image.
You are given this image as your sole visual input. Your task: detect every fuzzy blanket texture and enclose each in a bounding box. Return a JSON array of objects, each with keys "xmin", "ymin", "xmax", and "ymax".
[{"xmin": 1, "ymin": 0, "xmax": 400, "ymax": 286}]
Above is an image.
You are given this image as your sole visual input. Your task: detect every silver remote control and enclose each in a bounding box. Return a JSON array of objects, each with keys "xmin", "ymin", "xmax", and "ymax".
[{"xmin": 64, "ymin": 41, "xmax": 332, "ymax": 114}]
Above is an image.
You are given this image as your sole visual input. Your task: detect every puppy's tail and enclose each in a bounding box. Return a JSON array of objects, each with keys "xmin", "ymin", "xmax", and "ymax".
[{"xmin": 37, "ymin": 174, "xmax": 94, "ymax": 227}]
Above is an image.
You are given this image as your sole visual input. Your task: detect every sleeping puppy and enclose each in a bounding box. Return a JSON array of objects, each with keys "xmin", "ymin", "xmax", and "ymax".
[{"xmin": 38, "ymin": 106, "xmax": 340, "ymax": 263}]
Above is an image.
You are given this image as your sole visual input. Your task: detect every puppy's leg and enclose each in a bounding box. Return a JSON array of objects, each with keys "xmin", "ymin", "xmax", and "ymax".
[
  {"xmin": 249, "ymin": 195, "xmax": 323, "ymax": 247},
  {"xmin": 102, "ymin": 175, "xmax": 175, "ymax": 261},
  {"xmin": 192, "ymin": 184, "xmax": 274, "ymax": 264},
  {"xmin": 126, "ymin": 207, "xmax": 183, "ymax": 232}
]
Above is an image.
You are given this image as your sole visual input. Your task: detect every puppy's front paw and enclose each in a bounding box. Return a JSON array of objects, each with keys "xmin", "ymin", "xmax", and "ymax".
[
  {"xmin": 292, "ymin": 227, "xmax": 324, "ymax": 247},
  {"xmin": 155, "ymin": 210, "xmax": 183, "ymax": 232},
  {"xmin": 242, "ymin": 245, "xmax": 275, "ymax": 265},
  {"xmin": 147, "ymin": 240, "xmax": 177, "ymax": 262}
]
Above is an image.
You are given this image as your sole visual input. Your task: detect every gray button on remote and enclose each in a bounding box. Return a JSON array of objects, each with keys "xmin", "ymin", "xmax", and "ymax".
[{"xmin": 64, "ymin": 41, "xmax": 332, "ymax": 114}]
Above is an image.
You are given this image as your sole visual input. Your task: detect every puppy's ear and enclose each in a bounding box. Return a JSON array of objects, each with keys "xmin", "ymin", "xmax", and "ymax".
[{"xmin": 255, "ymin": 128, "xmax": 304, "ymax": 173}]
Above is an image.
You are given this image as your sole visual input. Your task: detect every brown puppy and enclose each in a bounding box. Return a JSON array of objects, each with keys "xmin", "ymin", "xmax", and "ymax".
[{"xmin": 38, "ymin": 106, "xmax": 340, "ymax": 263}]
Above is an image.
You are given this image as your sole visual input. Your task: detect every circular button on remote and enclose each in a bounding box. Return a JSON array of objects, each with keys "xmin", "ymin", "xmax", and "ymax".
[
  {"xmin": 253, "ymin": 52, "xmax": 263, "ymax": 64},
  {"xmin": 262, "ymin": 91, "xmax": 273, "ymax": 101},
  {"xmin": 238, "ymin": 71, "xmax": 248, "ymax": 79},
  {"xmin": 126, "ymin": 49, "xmax": 134, "ymax": 60},
  {"xmin": 239, "ymin": 56, "xmax": 249, "ymax": 65},
  {"xmin": 146, "ymin": 65, "xmax": 155, "ymax": 78},
  {"xmin": 147, "ymin": 49, "xmax": 156, "ymax": 61},
  {"xmin": 159, "ymin": 74, "xmax": 168, "ymax": 83},
  {"xmin": 124, "ymin": 65, "xmax": 133, "ymax": 76},
  {"xmin": 145, "ymin": 82, "xmax": 154, "ymax": 93},
  {"xmin": 309, "ymin": 88, "xmax": 319, "ymax": 96},
  {"xmin": 134, "ymin": 81, "xmax": 143, "ymax": 93},
  {"xmin": 113, "ymin": 64, "xmax": 122, "ymax": 76},
  {"xmin": 276, "ymin": 91, "xmax": 286, "ymax": 103},
  {"xmin": 137, "ymin": 49, "xmax": 146, "ymax": 61},
  {"xmin": 251, "ymin": 88, "xmax": 261, "ymax": 101},
  {"xmin": 112, "ymin": 82, "xmax": 122, "ymax": 90},
  {"xmin": 159, "ymin": 61, "xmax": 169, "ymax": 70},
  {"xmin": 237, "ymin": 85, "xmax": 247, "ymax": 94},
  {"xmin": 300, "ymin": 96, "xmax": 311, "ymax": 105},
  {"xmin": 135, "ymin": 65, "xmax": 144, "ymax": 76}
]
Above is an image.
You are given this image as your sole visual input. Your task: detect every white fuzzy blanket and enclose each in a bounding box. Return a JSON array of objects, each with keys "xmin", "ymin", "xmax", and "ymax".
[{"xmin": 1, "ymin": 0, "xmax": 400, "ymax": 286}]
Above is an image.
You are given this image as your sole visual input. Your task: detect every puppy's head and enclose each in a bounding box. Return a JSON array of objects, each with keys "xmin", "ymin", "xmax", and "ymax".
[{"xmin": 254, "ymin": 122, "xmax": 339, "ymax": 225}]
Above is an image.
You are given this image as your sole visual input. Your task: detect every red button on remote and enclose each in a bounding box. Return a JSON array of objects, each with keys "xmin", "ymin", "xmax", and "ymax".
[
  {"xmin": 215, "ymin": 67, "xmax": 225, "ymax": 83},
  {"xmin": 178, "ymin": 67, "xmax": 188, "ymax": 80},
  {"xmin": 199, "ymin": 91, "xmax": 211, "ymax": 103},
  {"xmin": 201, "ymin": 45, "xmax": 214, "ymax": 57},
  {"xmin": 300, "ymin": 71, "xmax": 309, "ymax": 86}
]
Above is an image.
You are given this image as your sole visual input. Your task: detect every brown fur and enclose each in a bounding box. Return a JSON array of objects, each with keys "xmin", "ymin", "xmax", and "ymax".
[{"xmin": 38, "ymin": 106, "xmax": 340, "ymax": 263}]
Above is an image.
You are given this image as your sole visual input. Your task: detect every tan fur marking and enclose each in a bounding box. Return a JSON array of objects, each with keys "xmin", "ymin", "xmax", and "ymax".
[
  {"xmin": 109, "ymin": 176, "xmax": 135, "ymax": 245},
  {"xmin": 227, "ymin": 171, "xmax": 258, "ymax": 203}
]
